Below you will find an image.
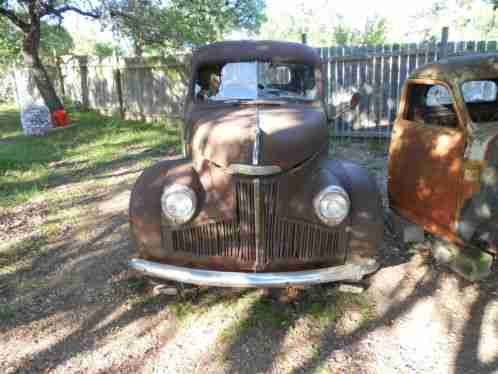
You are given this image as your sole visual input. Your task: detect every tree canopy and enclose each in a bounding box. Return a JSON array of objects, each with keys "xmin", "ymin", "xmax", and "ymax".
[
  {"xmin": 0, "ymin": 18, "xmax": 20, "ymax": 64},
  {"xmin": 256, "ymin": 1, "xmax": 387, "ymax": 47},
  {"xmin": 0, "ymin": 0, "xmax": 102, "ymax": 110},
  {"xmin": 1, "ymin": 19, "xmax": 73, "ymax": 65},
  {"xmin": 109, "ymin": 0, "xmax": 266, "ymax": 56},
  {"xmin": 409, "ymin": 0, "xmax": 498, "ymax": 41}
]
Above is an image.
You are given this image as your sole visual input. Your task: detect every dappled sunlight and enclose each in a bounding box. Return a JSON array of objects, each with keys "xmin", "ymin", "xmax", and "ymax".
[
  {"xmin": 1, "ymin": 104, "xmax": 497, "ymax": 373},
  {"xmin": 0, "ymin": 109, "xmax": 180, "ymax": 209},
  {"xmin": 478, "ymin": 301, "xmax": 498, "ymax": 364},
  {"xmin": 430, "ymin": 133, "xmax": 461, "ymax": 158},
  {"xmin": 415, "ymin": 177, "xmax": 433, "ymax": 200}
]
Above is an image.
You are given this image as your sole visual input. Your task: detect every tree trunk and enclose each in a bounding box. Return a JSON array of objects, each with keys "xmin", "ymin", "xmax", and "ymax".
[
  {"xmin": 22, "ymin": 19, "xmax": 64, "ymax": 112},
  {"xmin": 55, "ymin": 56, "xmax": 66, "ymax": 98},
  {"xmin": 134, "ymin": 39, "xmax": 144, "ymax": 57}
]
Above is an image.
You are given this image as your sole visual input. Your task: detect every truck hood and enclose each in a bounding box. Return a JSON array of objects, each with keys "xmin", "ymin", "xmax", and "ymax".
[{"xmin": 190, "ymin": 104, "xmax": 328, "ymax": 171}]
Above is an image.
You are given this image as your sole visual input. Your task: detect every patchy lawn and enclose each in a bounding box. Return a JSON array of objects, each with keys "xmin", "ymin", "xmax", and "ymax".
[
  {"xmin": 0, "ymin": 105, "xmax": 497, "ymax": 374},
  {"xmin": 0, "ymin": 104, "xmax": 180, "ymax": 208}
]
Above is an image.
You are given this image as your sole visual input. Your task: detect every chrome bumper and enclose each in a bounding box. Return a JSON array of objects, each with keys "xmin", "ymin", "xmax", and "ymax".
[{"xmin": 129, "ymin": 258, "xmax": 379, "ymax": 288}]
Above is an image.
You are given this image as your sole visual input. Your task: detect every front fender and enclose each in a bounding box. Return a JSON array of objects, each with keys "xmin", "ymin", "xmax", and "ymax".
[
  {"xmin": 323, "ymin": 159, "xmax": 384, "ymax": 261},
  {"xmin": 129, "ymin": 157, "xmax": 237, "ymax": 260},
  {"xmin": 129, "ymin": 158, "xmax": 200, "ymax": 260},
  {"xmin": 277, "ymin": 157, "xmax": 384, "ymax": 261}
]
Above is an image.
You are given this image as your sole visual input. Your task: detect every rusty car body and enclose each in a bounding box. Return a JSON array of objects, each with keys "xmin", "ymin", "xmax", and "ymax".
[
  {"xmin": 389, "ymin": 53, "xmax": 498, "ymax": 258},
  {"xmin": 129, "ymin": 41, "xmax": 384, "ymax": 287}
]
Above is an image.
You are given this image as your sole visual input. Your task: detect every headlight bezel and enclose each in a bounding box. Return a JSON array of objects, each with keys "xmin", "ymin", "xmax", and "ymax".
[
  {"xmin": 161, "ymin": 184, "xmax": 197, "ymax": 225},
  {"xmin": 313, "ymin": 185, "xmax": 351, "ymax": 226}
]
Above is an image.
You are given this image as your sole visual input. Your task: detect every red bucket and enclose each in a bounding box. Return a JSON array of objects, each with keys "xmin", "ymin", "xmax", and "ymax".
[{"xmin": 52, "ymin": 110, "xmax": 70, "ymax": 128}]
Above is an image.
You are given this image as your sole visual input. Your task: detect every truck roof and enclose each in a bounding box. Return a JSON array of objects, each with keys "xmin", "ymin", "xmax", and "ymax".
[
  {"xmin": 410, "ymin": 53, "xmax": 498, "ymax": 82},
  {"xmin": 191, "ymin": 40, "xmax": 322, "ymax": 71}
]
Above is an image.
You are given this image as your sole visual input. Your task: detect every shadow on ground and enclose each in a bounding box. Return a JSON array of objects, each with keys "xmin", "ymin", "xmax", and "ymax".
[{"xmin": 0, "ymin": 136, "xmax": 496, "ymax": 373}]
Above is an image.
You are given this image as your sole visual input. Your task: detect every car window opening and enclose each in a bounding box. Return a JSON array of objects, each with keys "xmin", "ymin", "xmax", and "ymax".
[
  {"xmin": 194, "ymin": 61, "xmax": 317, "ymax": 102},
  {"xmin": 404, "ymin": 83, "xmax": 458, "ymax": 129},
  {"xmin": 462, "ymin": 79, "xmax": 498, "ymax": 123}
]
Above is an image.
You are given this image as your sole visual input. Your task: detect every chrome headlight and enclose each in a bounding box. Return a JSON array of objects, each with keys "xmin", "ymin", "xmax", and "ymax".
[
  {"xmin": 161, "ymin": 184, "xmax": 197, "ymax": 224},
  {"xmin": 313, "ymin": 185, "xmax": 350, "ymax": 226}
]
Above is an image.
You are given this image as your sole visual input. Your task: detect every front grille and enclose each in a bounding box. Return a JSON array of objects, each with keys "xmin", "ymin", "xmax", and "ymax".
[{"xmin": 170, "ymin": 180, "xmax": 347, "ymax": 263}]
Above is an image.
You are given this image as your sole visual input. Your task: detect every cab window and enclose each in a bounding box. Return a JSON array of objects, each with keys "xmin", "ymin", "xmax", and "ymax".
[
  {"xmin": 193, "ymin": 61, "xmax": 317, "ymax": 102},
  {"xmin": 462, "ymin": 80, "xmax": 498, "ymax": 123},
  {"xmin": 404, "ymin": 83, "xmax": 458, "ymax": 128}
]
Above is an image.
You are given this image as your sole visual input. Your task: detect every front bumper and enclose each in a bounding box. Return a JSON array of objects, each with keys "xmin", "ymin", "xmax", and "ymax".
[{"xmin": 129, "ymin": 258, "xmax": 379, "ymax": 288}]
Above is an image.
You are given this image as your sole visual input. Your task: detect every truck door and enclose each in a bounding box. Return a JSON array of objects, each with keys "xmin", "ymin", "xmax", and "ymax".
[{"xmin": 389, "ymin": 80, "xmax": 466, "ymax": 233}]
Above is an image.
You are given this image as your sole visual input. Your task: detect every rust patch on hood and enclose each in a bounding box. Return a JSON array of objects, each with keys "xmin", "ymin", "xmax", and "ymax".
[
  {"xmin": 190, "ymin": 104, "xmax": 328, "ymax": 171},
  {"xmin": 191, "ymin": 106, "xmax": 256, "ymax": 167},
  {"xmin": 258, "ymin": 106, "xmax": 328, "ymax": 169}
]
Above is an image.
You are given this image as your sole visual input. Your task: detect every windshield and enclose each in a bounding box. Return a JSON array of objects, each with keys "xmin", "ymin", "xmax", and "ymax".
[
  {"xmin": 194, "ymin": 61, "xmax": 318, "ymax": 102},
  {"xmin": 461, "ymin": 79, "xmax": 498, "ymax": 123}
]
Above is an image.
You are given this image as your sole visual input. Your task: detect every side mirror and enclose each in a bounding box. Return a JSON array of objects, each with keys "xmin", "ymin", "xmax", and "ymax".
[{"xmin": 350, "ymin": 92, "xmax": 361, "ymax": 109}]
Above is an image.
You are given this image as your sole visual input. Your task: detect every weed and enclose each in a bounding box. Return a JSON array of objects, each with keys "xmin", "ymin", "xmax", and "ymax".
[
  {"xmin": 127, "ymin": 277, "xmax": 148, "ymax": 291},
  {"xmin": 0, "ymin": 304, "xmax": 15, "ymax": 321}
]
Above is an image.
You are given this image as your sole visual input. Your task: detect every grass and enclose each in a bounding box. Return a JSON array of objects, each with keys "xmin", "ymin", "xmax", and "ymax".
[
  {"xmin": 0, "ymin": 235, "xmax": 49, "ymax": 276},
  {"xmin": 0, "ymin": 104, "xmax": 182, "ymax": 302},
  {"xmin": 218, "ymin": 288, "xmax": 376, "ymax": 348},
  {"xmin": 0, "ymin": 304, "xmax": 16, "ymax": 321},
  {"xmin": 0, "ymin": 104, "xmax": 181, "ymax": 208}
]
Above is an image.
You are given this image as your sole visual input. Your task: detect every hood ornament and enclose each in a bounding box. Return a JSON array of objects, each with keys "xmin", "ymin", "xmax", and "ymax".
[
  {"xmin": 253, "ymin": 107, "xmax": 262, "ymax": 166},
  {"xmin": 225, "ymin": 107, "xmax": 282, "ymax": 176}
]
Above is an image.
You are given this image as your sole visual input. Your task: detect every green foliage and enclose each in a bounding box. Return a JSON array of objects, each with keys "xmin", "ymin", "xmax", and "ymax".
[
  {"xmin": 0, "ymin": 18, "xmax": 21, "ymax": 64},
  {"xmin": 409, "ymin": 0, "xmax": 498, "ymax": 41},
  {"xmin": 258, "ymin": 2, "xmax": 387, "ymax": 47},
  {"xmin": 333, "ymin": 21, "xmax": 358, "ymax": 46},
  {"xmin": 332, "ymin": 15, "xmax": 388, "ymax": 46},
  {"xmin": 0, "ymin": 304, "xmax": 15, "ymax": 321},
  {"xmin": 94, "ymin": 42, "xmax": 122, "ymax": 59},
  {"xmin": 0, "ymin": 20, "xmax": 74, "ymax": 64},
  {"xmin": 109, "ymin": 0, "xmax": 266, "ymax": 55},
  {"xmin": 40, "ymin": 24, "xmax": 74, "ymax": 59},
  {"xmin": 361, "ymin": 16, "xmax": 388, "ymax": 46}
]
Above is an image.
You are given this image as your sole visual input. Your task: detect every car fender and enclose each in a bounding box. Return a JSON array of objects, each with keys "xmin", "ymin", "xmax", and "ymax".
[
  {"xmin": 129, "ymin": 158, "xmax": 200, "ymax": 260},
  {"xmin": 322, "ymin": 159, "xmax": 384, "ymax": 261}
]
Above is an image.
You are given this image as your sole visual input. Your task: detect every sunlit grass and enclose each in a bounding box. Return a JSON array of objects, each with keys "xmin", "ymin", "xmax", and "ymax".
[
  {"xmin": 217, "ymin": 287, "xmax": 376, "ymax": 349},
  {"xmin": 0, "ymin": 107, "xmax": 181, "ymax": 208},
  {"xmin": 0, "ymin": 235, "xmax": 49, "ymax": 276}
]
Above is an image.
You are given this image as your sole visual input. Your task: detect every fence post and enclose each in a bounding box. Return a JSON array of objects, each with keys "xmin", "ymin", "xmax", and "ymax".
[
  {"xmin": 78, "ymin": 56, "xmax": 89, "ymax": 111},
  {"xmin": 114, "ymin": 67, "xmax": 125, "ymax": 119},
  {"xmin": 439, "ymin": 27, "xmax": 449, "ymax": 59}
]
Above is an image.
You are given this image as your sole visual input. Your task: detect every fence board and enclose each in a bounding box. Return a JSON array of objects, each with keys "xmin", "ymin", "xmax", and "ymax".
[
  {"xmin": 366, "ymin": 46, "xmax": 375, "ymax": 128},
  {"xmin": 390, "ymin": 44, "xmax": 400, "ymax": 126}
]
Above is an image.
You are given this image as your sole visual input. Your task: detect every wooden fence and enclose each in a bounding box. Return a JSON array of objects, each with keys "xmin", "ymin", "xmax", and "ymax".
[
  {"xmin": 13, "ymin": 28, "xmax": 498, "ymax": 139},
  {"xmin": 14, "ymin": 55, "xmax": 190, "ymax": 122},
  {"xmin": 319, "ymin": 29, "xmax": 498, "ymax": 138}
]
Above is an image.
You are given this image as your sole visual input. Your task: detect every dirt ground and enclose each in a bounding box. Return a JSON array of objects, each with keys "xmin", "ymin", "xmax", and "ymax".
[{"xmin": 1, "ymin": 142, "xmax": 497, "ymax": 374}]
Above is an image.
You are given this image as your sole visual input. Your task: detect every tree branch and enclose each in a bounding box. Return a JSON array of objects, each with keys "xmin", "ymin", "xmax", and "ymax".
[
  {"xmin": 45, "ymin": 4, "xmax": 101, "ymax": 19},
  {"xmin": 0, "ymin": 6, "xmax": 30, "ymax": 31}
]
